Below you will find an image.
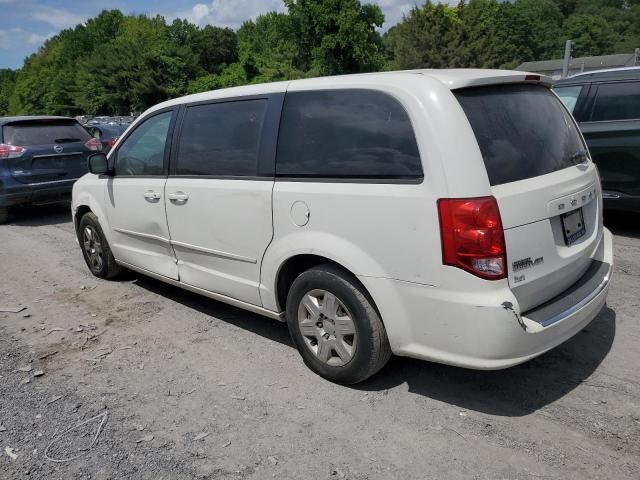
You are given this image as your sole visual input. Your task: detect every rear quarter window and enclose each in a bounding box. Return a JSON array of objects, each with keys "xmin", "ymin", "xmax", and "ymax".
[
  {"xmin": 3, "ymin": 121, "xmax": 91, "ymax": 146},
  {"xmin": 455, "ymin": 84, "xmax": 588, "ymax": 186},
  {"xmin": 275, "ymin": 89, "xmax": 423, "ymax": 180},
  {"xmin": 590, "ymin": 82, "xmax": 640, "ymax": 122}
]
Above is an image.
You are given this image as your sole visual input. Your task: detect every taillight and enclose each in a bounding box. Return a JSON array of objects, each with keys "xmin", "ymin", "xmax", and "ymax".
[
  {"xmin": 84, "ymin": 138, "xmax": 102, "ymax": 151},
  {"xmin": 0, "ymin": 143, "xmax": 26, "ymax": 159},
  {"xmin": 106, "ymin": 136, "xmax": 119, "ymax": 148},
  {"xmin": 437, "ymin": 196, "xmax": 507, "ymax": 280}
]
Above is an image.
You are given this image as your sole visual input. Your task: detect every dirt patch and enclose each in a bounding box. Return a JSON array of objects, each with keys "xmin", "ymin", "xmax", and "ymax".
[{"xmin": 1, "ymin": 207, "xmax": 639, "ymax": 479}]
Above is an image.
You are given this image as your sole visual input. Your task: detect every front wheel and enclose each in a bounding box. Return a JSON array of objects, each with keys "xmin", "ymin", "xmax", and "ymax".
[
  {"xmin": 286, "ymin": 264, "xmax": 391, "ymax": 384},
  {"xmin": 78, "ymin": 212, "xmax": 123, "ymax": 279}
]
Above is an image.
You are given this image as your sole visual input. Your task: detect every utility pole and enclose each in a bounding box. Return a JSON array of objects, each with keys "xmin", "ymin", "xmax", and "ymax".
[{"xmin": 562, "ymin": 40, "xmax": 572, "ymax": 79}]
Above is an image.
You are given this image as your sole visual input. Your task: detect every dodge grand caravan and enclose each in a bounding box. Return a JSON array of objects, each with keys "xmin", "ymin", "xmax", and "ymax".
[{"xmin": 72, "ymin": 69, "xmax": 613, "ymax": 384}]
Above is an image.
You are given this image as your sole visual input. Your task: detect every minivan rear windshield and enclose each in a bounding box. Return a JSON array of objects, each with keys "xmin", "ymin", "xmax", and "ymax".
[
  {"xmin": 454, "ymin": 84, "xmax": 588, "ymax": 186},
  {"xmin": 3, "ymin": 120, "xmax": 91, "ymax": 146}
]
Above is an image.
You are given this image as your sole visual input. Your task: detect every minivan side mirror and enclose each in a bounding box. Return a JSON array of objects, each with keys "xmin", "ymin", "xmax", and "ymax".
[{"xmin": 87, "ymin": 153, "xmax": 111, "ymax": 175}]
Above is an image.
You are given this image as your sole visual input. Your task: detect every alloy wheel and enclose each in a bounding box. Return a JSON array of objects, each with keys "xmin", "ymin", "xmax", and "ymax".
[
  {"xmin": 297, "ymin": 289, "xmax": 357, "ymax": 366},
  {"xmin": 83, "ymin": 226, "xmax": 104, "ymax": 272}
]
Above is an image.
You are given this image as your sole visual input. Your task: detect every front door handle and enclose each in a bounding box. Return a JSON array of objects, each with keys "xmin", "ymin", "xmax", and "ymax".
[
  {"xmin": 144, "ymin": 191, "xmax": 161, "ymax": 201},
  {"xmin": 167, "ymin": 192, "xmax": 189, "ymax": 203}
]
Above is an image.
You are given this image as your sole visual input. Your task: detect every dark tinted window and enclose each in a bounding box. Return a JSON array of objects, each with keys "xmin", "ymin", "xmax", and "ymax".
[
  {"xmin": 115, "ymin": 111, "xmax": 172, "ymax": 176},
  {"xmin": 455, "ymin": 84, "xmax": 587, "ymax": 186},
  {"xmin": 591, "ymin": 82, "xmax": 640, "ymax": 121},
  {"xmin": 176, "ymin": 100, "xmax": 267, "ymax": 176},
  {"xmin": 276, "ymin": 90, "xmax": 422, "ymax": 179},
  {"xmin": 3, "ymin": 121, "xmax": 91, "ymax": 146}
]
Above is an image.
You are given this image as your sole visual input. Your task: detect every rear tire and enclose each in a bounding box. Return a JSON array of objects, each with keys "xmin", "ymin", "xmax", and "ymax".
[
  {"xmin": 78, "ymin": 212, "xmax": 123, "ymax": 279},
  {"xmin": 286, "ymin": 264, "xmax": 391, "ymax": 384},
  {"xmin": 0, "ymin": 207, "xmax": 8, "ymax": 224}
]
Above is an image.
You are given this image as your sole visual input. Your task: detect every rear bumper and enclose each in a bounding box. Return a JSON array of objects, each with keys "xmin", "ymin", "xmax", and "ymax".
[
  {"xmin": 0, "ymin": 179, "xmax": 76, "ymax": 207},
  {"xmin": 361, "ymin": 228, "xmax": 613, "ymax": 370}
]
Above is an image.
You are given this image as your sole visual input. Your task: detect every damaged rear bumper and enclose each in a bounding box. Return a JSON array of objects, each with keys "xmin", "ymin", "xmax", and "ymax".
[{"xmin": 359, "ymin": 228, "xmax": 613, "ymax": 370}]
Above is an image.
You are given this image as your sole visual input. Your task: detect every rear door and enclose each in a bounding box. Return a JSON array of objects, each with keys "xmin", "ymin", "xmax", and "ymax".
[
  {"xmin": 2, "ymin": 119, "xmax": 93, "ymax": 184},
  {"xmin": 164, "ymin": 94, "xmax": 282, "ymax": 306},
  {"xmin": 455, "ymin": 84, "xmax": 602, "ymax": 312},
  {"xmin": 577, "ymin": 81, "xmax": 640, "ymax": 199}
]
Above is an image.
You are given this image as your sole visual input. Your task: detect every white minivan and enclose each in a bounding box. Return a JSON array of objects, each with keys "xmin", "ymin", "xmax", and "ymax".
[{"xmin": 72, "ymin": 69, "xmax": 613, "ymax": 384}]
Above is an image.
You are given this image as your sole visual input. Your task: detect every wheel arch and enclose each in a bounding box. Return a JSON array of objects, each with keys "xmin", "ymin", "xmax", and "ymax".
[
  {"xmin": 72, "ymin": 189, "xmax": 113, "ymax": 245},
  {"xmin": 273, "ymin": 253, "xmax": 382, "ymax": 320},
  {"xmin": 74, "ymin": 204, "xmax": 93, "ymax": 236}
]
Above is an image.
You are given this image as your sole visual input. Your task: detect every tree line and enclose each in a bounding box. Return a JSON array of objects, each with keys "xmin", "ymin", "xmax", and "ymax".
[{"xmin": 1, "ymin": 0, "xmax": 639, "ymax": 117}]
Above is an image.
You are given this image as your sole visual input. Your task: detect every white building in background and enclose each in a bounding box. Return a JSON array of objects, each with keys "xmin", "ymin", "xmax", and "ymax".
[{"xmin": 517, "ymin": 49, "xmax": 639, "ymax": 80}]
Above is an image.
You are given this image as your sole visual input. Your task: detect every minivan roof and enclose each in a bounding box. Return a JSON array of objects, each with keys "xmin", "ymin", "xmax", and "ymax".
[{"xmin": 145, "ymin": 69, "xmax": 551, "ymax": 117}]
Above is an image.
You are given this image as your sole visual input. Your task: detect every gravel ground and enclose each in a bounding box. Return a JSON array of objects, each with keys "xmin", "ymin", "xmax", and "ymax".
[{"xmin": 0, "ymin": 203, "xmax": 639, "ymax": 480}]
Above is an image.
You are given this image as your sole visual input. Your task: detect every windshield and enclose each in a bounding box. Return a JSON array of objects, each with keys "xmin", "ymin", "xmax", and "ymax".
[{"xmin": 455, "ymin": 84, "xmax": 588, "ymax": 186}]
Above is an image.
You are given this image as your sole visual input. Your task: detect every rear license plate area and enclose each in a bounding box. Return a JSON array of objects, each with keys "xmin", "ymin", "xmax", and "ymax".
[{"xmin": 561, "ymin": 208, "xmax": 586, "ymax": 245}]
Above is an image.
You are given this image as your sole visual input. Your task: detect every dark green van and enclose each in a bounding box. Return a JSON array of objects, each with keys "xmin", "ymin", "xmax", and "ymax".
[{"xmin": 554, "ymin": 68, "xmax": 640, "ymax": 213}]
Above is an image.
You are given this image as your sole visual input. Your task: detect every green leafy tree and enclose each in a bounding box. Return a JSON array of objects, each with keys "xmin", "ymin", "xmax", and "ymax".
[
  {"xmin": 237, "ymin": 12, "xmax": 302, "ymax": 81},
  {"xmin": 6, "ymin": 2, "xmax": 640, "ymax": 116},
  {"xmin": 284, "ymin": 0, "xmax": 385, "ymax": 75},
  {"xmin": 494, "ymin": 0, "xmax": 565, "ymax": 68},
  {"xmin": 563, "ymin": 13, "xmax": 618, "ymax": 56},
  {"xmin": 455, "ymin": 0, "xmax": 500, "ymax": 68},
  {"xmin": 71, "ymin": 13, "xmax": 203, "ymax": 114},
  {"xmin": 0, "ymin": 69, "xmax": 17, "ymax": 116},
  {"xmin": 196, "ymin": 25, "xmax": 239, "ymax": 74},
  {"xmin": 389, "ymin": 2, "xmax": 465, "ymax": 69}
]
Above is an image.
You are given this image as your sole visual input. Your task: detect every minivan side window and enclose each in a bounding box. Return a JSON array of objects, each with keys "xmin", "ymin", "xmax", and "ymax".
[
  {"xmin": 175, "ymin": 99, "xmax": 267, "ymax": 177},
  {"xmin": 275, "ymin": 89, "xmax": 423, "ymax": 180},
  {"xmin": 591, "ymin": 82, "xmax": 640, "ymax": 122},
  {"xmin": 115, "ymin": 111, "xmax": 172, "ymax": 176}
]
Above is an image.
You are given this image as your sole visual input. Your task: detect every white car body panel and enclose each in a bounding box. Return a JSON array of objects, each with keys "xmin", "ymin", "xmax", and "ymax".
[
  {"xmin": 72, "ymin": 174, "xmax": 113, "ymax": 243},
  {"xmin": 71, "ymin": 68, "xmax": 613, "ymax": 371},
  {"xmin": 164, "ymin": 178, "xmax": 274, "ymax": 306},
  {"xmin": 367, "ymin": 229, "xmax": 612, "ymax": 369},
  {"xmin": 103, "ymin": 177, "xmax": 179, "ymax": 279},
  {"xmin": 260, "ymin": 182, "xmax": 440, "ymax": 312}
]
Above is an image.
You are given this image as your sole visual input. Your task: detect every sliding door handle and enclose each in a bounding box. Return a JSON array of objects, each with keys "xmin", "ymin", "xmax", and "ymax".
[{"xmin": 167, "ymin": 192, "xmax": 189, "ymax": 203}]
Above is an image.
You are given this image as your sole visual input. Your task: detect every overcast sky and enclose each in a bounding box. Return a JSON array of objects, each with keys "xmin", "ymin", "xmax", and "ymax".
[{"xmin": 0, "ymin": 0, "xmax": 428, "ymax": 69}]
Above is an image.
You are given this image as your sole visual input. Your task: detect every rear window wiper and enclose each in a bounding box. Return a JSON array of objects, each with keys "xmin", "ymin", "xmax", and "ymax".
[{"xmin": 569, "ymin": 149, "xmax": 589, "ymax": 164}]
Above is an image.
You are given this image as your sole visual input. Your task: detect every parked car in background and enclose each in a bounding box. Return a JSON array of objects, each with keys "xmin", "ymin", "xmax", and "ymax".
[
  {"xmin": 87, "ymin": 122, "xmax": 130, "ymax": 152},
  {"xmin": 73, "ymin": 70, "xmax": 612, "ymax": 384},
  {"xmin": 554, "ymin": 67, "xmax": 640, "ymax": 213},
  {"xmin": 0, "ymin": 116, "xmax": 102, "ymax": 223}
]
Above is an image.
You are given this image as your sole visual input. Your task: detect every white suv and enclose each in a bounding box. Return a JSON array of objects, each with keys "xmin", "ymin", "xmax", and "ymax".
[{"xmin": 72, "ymin": 69, "xmax": 613, "ymax": 384}]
